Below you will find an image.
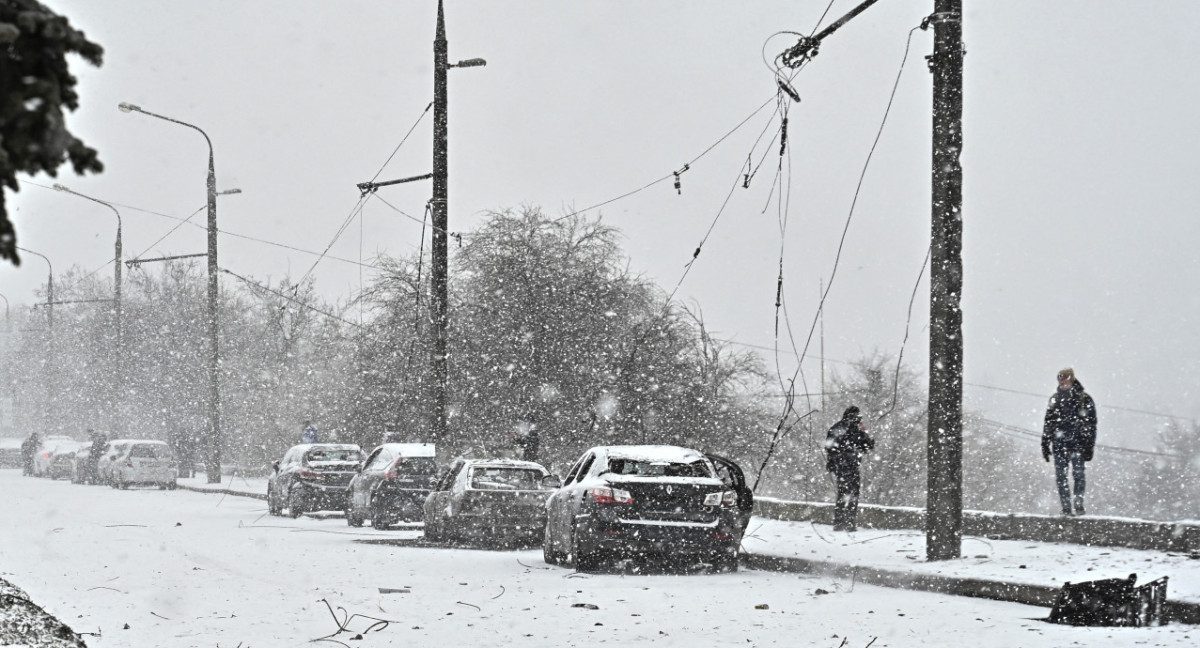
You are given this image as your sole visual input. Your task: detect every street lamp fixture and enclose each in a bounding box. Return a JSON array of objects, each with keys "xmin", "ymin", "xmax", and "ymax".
[
  {"xmin": 50, "ymin": 182, "xmax": 125, "ymax": 434},
  {"xmin": 118, "ymin": 100, "xmax": 223, "ymax": 484},
  {"xmin": 451, "ymin": 58, "xmax": 487, "ymax": 68}
]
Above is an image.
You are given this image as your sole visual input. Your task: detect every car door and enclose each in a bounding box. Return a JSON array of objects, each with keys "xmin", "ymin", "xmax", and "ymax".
[
  {"xmin": 425, "ymin": 460, "xmax": 464, "ymax": 529},
  {"xmin": 707, "ymin": 453, "xmax": 754, "ymax": 533},
  {"xmin": 356, "ymin": 447, "xmax": 394, "ymax": 512},
  {"xmin": 549, "ymin": 451, "xmax": 595, "ymax": 547}
]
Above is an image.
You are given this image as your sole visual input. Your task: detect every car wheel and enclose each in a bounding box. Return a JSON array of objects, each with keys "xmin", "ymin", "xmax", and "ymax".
[
  {"xmin": 543, "ymin": 526, "xmax": 562, "ymax": 565},
  {"xmin": 167, "ymin": 481, "xmax": 178, "ymax": 491},
  {"xmin": 288, "ymin": 488, "xmax": 305, "ymax": 519},
  {"xmin": 369, "ymin": 499, "xmax": 391, "ymax": 530},
  {"xmin": 570, "ymin": 523, "xmax": 600, "ymax": 572}
]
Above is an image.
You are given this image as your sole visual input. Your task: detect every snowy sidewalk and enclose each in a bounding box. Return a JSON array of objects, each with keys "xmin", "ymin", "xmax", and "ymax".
[{"xmin": 747, "ymin": 517, "xmax": 1200, "ymax": 622}]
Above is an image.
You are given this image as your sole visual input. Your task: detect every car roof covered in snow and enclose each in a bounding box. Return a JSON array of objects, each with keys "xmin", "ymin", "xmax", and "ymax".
[
  {"xmin": 591, "ymin": 445, "xmax": 709, "ymax": 464},
  {"xmin": 462, "ymin": 458, "xmax": 549, "ymax": 472},
  {"xmin": 289, "ymin": 443, "xmax": 361, "ymax": 454},
  {"xmin": 374, "ymin": 443, "xmax": 436, "ymax": 457}
]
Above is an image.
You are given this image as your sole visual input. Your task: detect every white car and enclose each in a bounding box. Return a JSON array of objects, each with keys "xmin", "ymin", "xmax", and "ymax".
[
  {"xmin": 96, "ymin": 440, "xmax": 134, "ymax": 485},
  {"xmin": 31, "ymin": 436, "xmax": 81, "ymax": 477},
  {"xmin": 108, "ymin": 440, "xmax": 178, "ymax": 490}
]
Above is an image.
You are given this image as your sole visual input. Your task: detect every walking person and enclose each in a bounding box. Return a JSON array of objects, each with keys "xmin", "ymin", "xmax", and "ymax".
[
  {"xmin": 20, "ymin": 431, "xmax": 40, "ymax": 476},
  {"xmin": 1041, "ymin": 367, "xmax": 1098, "ymax": 516},
  {"xmin": 825, "ymin": 406, "xmax": 875, "ymax": 531}
]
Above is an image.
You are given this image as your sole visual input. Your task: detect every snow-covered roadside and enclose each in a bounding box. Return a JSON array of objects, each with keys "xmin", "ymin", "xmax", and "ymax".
[
  {"xmin": 748, "ymin": 517, "xmax": 1200, "ymax": 603},
  {"xmin": 2, "ymin": 471, "xmax": 1198, "ymax": 647}
]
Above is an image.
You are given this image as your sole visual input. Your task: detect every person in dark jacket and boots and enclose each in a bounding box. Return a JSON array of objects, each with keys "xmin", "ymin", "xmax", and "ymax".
[
  {"xmin": 1042, "ymin": 367, "xmax": 1098, "ymax": 516},
  {"xmin": 825, "ymin": 406, "xmax": 875, "ymax": 531}
]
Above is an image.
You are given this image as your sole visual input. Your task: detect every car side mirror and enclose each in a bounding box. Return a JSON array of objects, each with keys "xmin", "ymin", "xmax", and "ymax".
[{"xmin": 541, "ymin": 474, "xmax": 563, "ymax": 489}]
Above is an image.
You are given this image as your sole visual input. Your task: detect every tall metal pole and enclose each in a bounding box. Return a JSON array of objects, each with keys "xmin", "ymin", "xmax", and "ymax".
[
  {"xmin": 53, "ymin": 185, "xmax": 123, "ymax": 434},
  {"xmin": 430, "ymin": 0, "xmax": 450, "ymax": 442},
  {"xmin": 17, "ymin": 247, "xmax": 54, "ymax": 437},
  {"xmin": 118, "ymin": 102, "xmax": 222, "ymax": 483},
  {"xmin": 925, "ymin": 0, "xmax": 964, "ymax": 561}
]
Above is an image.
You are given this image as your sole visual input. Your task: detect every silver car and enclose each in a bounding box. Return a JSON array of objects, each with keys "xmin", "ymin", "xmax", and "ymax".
[{"xmin": 108, "ymin": 440, "xmax": 178, "ymax": 489}]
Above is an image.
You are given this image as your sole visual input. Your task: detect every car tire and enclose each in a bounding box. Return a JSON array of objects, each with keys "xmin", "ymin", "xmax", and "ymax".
[
  {"xmin": 167, "ymin": 481, "xmax": 178, "ymax": 491},
  {"xmin": 543, "ymin": 527, "xmax": 563, "ymax": 565},
  {"xmin": 267, "ymin": 487, "xmax": 283, "ymax": 516},
  {"xmin": 369, "ymin": 499, "xmax": 391, "ymax": 530},
  {"xmin": 571, "ymin": 523, "xmax": 600, "ymax": 572},
  {"xmin": 288, "ymin": 488, "xmax": 305, "ymax": 519}
]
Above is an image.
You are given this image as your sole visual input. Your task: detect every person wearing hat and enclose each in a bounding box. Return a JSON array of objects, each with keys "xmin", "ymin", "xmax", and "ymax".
[
  {"xmin": 825, "ymin": 405, "xmax": 875, "ymax": 531},
  {"xmin": 1041, "ymin": 367, "xmax": 1098, "ymax": 516}
]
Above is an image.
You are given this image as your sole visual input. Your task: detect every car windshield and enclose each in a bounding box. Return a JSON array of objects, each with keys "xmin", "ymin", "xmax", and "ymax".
[
  {"xmin": 605, "ymin": 458, "xmax": 712, "ymax": 478},
  {"xmin": 469, "ymin": 467, "xmax": 544, "ymax": 490},
  {"xmin": 392, "ymin": 456, "xmax": 437, "ymax": 475},
  {"xmin": 305, "ymin": 448, "xmax": 361, "ymax": 463}
]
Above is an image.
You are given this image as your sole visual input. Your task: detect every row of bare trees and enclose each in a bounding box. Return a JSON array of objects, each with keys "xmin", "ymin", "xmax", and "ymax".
[{"xmin": 3, "ymin": 206, "xmax": 1196, "ymax": 520}]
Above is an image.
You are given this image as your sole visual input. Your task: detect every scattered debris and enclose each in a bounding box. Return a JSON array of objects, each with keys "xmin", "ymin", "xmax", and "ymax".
[
  {"xmin": 572, "ymin": 603, "xmax": 599, "ymax": 610},
  {"xmin": 377, "ymin": 588, "xmax": 410, "ymax": 594},
  {"xmin": 814, "ymin": 589, "xmax": 831, "ymax": 595},
  {"xmin": 754, "ymin": 603, "xmax": 769, "ymax": 610}
]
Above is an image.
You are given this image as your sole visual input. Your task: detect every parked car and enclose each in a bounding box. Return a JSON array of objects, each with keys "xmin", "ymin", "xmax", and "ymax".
[
  {"xmin": 31, "ymin": 436, "xmax": 81, "ymax": 477},
  {"xmin": 108, "ymin": 440, "xmax": 178, "ymax": 489},
  {"xmin": 47, "ymin": 442, "xmax": 89, "ymax": 480},
  {"xmin": 96, "ymin": 440, "xmax": 133, "ymax": 485},
  {"xmin": 346, "ymin": 443, "xmax": 437, "ymax": 529},
  {"xmin": 0, "ymin": 437, "xmax": 23, "ymax": 469},
  {"xmin": 543, "ymin": 445, "xmax": 753, "ymax": 572},
  {"xmin": 423, "ymin": 458, "xmax": 558, "ymax": 544},
  {"xmin": 267, "ymin": 443, "xmax": 362, "ymax": 518}
]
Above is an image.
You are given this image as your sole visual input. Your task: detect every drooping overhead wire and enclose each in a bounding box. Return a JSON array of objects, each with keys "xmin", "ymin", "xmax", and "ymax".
[
  {"xmin": 297, "ymin": 100, "xmax": 433, "ymax": 287},
  {"xmin": 790, "ymin": 26, "xmax": 923, "ymax": 381},
  {"xmin": 552, "ymin": 93, "xmax": 781, "ymax": 224},
  {"xmin": 220, "ymin": 267, "xmax": 363, "ymax": 330}
]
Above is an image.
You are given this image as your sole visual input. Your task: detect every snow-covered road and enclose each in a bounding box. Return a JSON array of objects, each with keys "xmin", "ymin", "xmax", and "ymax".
[{"xmin": 1, "ymin": 470, "xmax": 1195, "ymax": 647}]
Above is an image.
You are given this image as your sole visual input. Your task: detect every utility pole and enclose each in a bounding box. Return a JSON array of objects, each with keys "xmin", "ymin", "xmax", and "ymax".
[
  {"xmin": 925, "ymin": 0, "xmax": 964, "ymax": 561},
  {"xmin": 431, "ymin": 0, "xmax": 449, "ymax": 443},
  {"xmin": 430, "ymin": 0, "xmax": 485, "ymax": 443}
]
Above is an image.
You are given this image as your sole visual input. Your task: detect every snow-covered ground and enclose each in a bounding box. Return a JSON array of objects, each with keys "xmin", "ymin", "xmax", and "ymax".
[{"xmin": 1, "ymin": 470, "xmax": 1197, "ymax": 647}]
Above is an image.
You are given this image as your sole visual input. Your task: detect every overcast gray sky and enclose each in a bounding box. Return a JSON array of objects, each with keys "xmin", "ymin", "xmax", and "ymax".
[{"xmin": 3, "ymin": 1, "xmax": 1199, "ymax": 445}]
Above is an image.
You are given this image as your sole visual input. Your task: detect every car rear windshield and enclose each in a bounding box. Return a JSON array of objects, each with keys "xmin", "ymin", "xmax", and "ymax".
[
  {"xmin": 305, "ymin": 448, "xmax": 361, "ymax": 463},
  {"xmin": 130, "ymin": 444, "xmax": 172, "ymax": 459},
  {"xmin": 469, "ymin": 467, "xmax": 545, "ymax": 490},
  {"xmin": 606, "ymin": 458, "xmax": 712, "ymax": 478},
  {"xmin": 392, "ymin": 456, "xmax": 437, "ymax": 475}
]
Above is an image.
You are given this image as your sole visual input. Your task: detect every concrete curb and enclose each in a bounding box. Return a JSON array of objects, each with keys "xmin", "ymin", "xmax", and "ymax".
[
  {"xmin": 744, "ymin": 552, "xmax": 1200, "ymax": 625},
  {"xmin": 177, "ymin": 484, "xmax": 266, "ymax": 500}
]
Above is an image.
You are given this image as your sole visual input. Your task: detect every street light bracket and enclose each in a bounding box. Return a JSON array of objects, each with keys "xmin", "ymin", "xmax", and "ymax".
[{"xmin": 451, "ymin": 58, "xmax": 487, "ymax": 68}]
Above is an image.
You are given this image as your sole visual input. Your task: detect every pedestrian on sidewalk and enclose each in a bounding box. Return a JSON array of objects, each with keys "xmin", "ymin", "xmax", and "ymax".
[
  {"xmin": 825, "ymin": 405, "xmax": 875, "ymax": 531},
  {"xmin": 1041, "ymin": 367, "xmax": 1098, "ymax": 516}
]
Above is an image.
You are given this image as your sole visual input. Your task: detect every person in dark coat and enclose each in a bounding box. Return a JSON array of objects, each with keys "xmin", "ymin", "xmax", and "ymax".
[
  {"xmin": 825, "ymin": 406, "xmax": 875, "ymax": 531},
  {"xmin": 20, "ymin": 432, "xmax": 41, "ymax": 476},
  {"xmin": 510, "ymin": 423, "xmax": 540, "ymax": 463},
  {"xmin": 86, "ymin": 429, "xmax": 107, "ymax": 485},
  {"xmin": 1042, "ymin": 367, "xmax": 1098, "ymax": 516}
]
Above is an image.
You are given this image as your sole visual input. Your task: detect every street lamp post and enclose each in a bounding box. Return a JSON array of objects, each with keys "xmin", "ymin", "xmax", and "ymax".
[
  {"xmin": 15, "ymin": 246, "xmax": 54, "ymax": 437},
  {"xmin": 52, "ymin": 184, "xmax": 124, "ymax": 434},
  {"xmin": 119, "ymin": 101, "xmax": 223, "ymax": 483},
  {"xmin": 430, "ymin": 0, "xmax": 485, "ymax": 442}
]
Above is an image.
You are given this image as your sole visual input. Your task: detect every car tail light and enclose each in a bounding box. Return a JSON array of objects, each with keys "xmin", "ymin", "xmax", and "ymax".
[
  {"xmin": 41, "ymin": 452, "xmax": 50, "ymax": 458},
  {"xmin": 591, "ymin": 487, "xmax": 633, "ymax": 504},
  {"xmin": 299, "ymin": 467, "xmax": 321, "ymax": 479},
  {"xmin": 125, "ymin": 459, "xmax": 134, "ymax": 467}
]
